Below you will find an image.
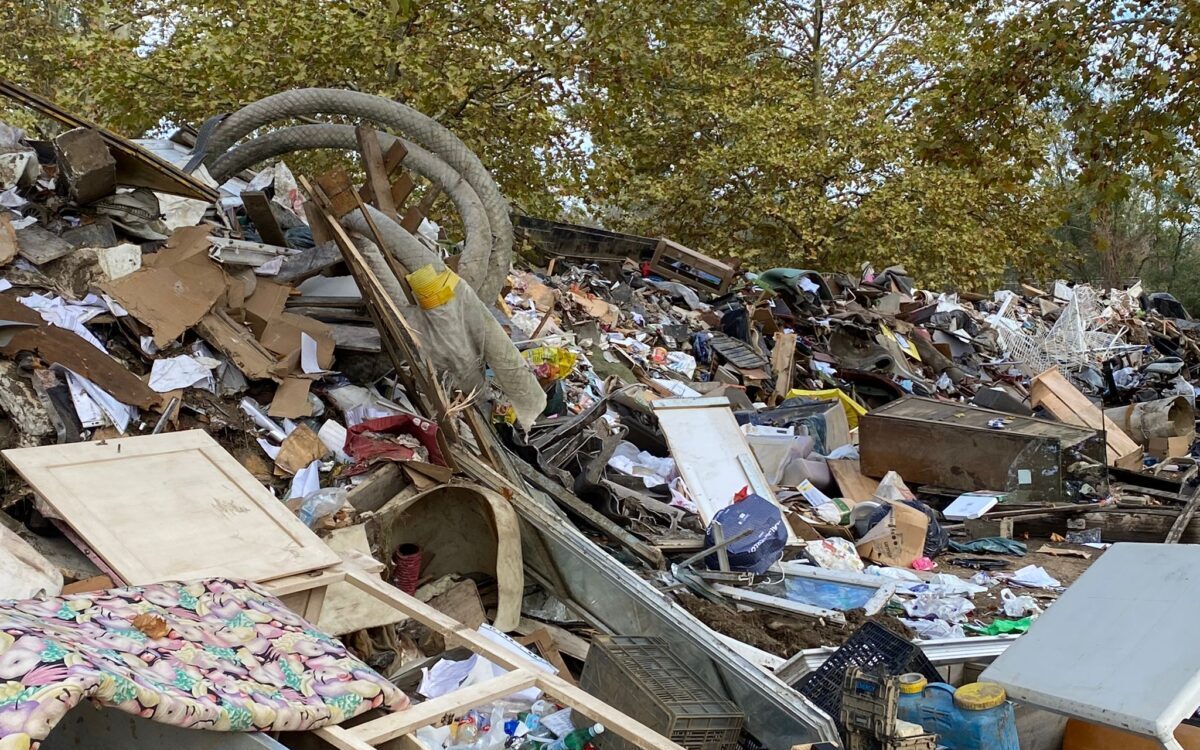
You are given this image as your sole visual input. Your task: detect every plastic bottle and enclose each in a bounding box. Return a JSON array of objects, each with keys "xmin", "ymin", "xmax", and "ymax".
[
  {"xmin": 895, "ymin": 676, "xmax": 1018, "ymax": 750},
  {"xmin": 545, "ymin": 725, "xmax": 604, "ymax": 750}
]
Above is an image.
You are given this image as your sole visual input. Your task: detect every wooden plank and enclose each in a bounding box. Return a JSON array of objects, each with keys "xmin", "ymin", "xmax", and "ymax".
[
  {"xmin": 315, "ymin": 169, "xmax": 360, "ymax": 218},
  {"xmin": 1031, "ymin": 366, "xmax": 1141, "ymax": 466},
  {"xmin": 1167, "ymin": 484, "xmax": 1200, "ymax": 543},
  {"xmin": 770, "ymin": 332, "xmax": 797, "ymax": 406},
  {"xmin": 317, "ymin": 725, "xmax": 430, "ymax": 750},
  {"xmin": 383, "ymin": 140, "xmax": 409, "ymax": 175},
  {"xmin": 304, "ymin": 201, "xmax": 333, "ymax": 246},
  {"xmin": 401, "ymin": 188, "xmax": 440, "ymax": 233},
  {"xmin": 391, "ymin": 173, "xmax": 416, "ymax": 209},
  {"xmin": 356, "ymin": 126, "xmax": 399, "ymax": 221},
  {"xmin": 352, "ymin": 671, "xmax": 539, "ymax": 743},
  {"xmin": 515, "ymin": 617, "xmax": 591, "ymax": 661},
  {"xmin": 241, "ymin": 191, "xmax": 289, "ymax": 247},
  {"xmin": 2, "ymin": 431, "xmax": 340, "ymax": 585}
]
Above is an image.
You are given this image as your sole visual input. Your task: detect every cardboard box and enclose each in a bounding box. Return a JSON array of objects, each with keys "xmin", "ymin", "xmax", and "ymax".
[
  {"xmin": 856, "ymin": 500, "xmax": 929, "ymax": 568},
  {"xmin": 1149, "ymin": 434, "xmax": 1195, "ymax": 460}
]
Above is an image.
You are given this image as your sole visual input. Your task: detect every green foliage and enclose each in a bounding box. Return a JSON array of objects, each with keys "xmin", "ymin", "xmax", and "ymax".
[
  {"xmin": 0, "ymin": 0, "xmax": 1197, "ymax": 291},
  {"xmin": 569, "ymin": 0, "xmax": 1064, "ymax": 287}
]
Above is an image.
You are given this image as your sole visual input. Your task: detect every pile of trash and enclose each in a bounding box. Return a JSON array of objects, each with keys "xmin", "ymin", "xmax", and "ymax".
[{"xmin": 3, "ymin": 82, "xmax": 1200, "ymax": 750}]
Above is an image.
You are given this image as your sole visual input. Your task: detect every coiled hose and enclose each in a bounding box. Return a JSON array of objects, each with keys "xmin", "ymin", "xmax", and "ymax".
[
  {"xmin": 207, "ymin": 125, "xmax": 490, "ymax": 293},
  {"xmin": 202, "ymin": 88, "xmax": 511, "ymax": 303},
  {"xmin": 202, "ymin": 89, "xmax": 545, "ymax": 428}
]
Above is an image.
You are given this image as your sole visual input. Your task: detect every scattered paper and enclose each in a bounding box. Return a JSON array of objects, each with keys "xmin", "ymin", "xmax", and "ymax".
[
  {"xmin": 257, "ymin": 438, "xmax": 281, "ymax": 461},
  {"xmin": 19, "ymin": 293, "xmax": 113, "ymax": 352},
  {"xmin": 287, "ymin": 459, "xmax": 322, "ymax": 500},
  {"xmin": 300, "ymin": 332, "xmax": 324, "ymax": 374},
  {"xmin": 0, "ymin": 280, "xmax": 11, "ymax": 293},
  {"xmin": 148, "ymin": 355, "xmax": 217, "ymax": 393},
  {"xmin": 1010, "ymin": 564, "xmax": 1061, "ymax": 589},
  {"xmin": 56, "ymin": 365, "xmax": 136, "ymax": 433}
]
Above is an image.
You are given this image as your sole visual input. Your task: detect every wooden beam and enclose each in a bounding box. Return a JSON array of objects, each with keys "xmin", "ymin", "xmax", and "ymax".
[
  {"xmin": 241, "ymin": 191, "xmax": 288, "ymax": 247},
  {"xmin": 391, "ymin": 173, "xmax": 416, "ymax": 210},
  {"xmin": 356, "ymin": 126, "xmax": 399, "ymax": 221},
  {"xmin": 1166, "ymin": 483, "xmax": 1200, "ymax": 543},
  {"xmin": 350, "ymin": 671, "xmax": 539, "ymax": 744},
  {"xmin": 770, "ymin": 332, "xmax": 797, "ymax": 406},
  {"xmin": 317, "ymin": 726, "xmax": 430, "ymax": 750},
  {"xmin": 383, "ymin": 140, "xmax": 409, "ymax": 175},
  {"xmin": 341, "ymin": 567, "xmax": 683, "ymax": 750},
  {"xmin": 401, "ymin": 187, "xmax": 441, "ymax": 233}
]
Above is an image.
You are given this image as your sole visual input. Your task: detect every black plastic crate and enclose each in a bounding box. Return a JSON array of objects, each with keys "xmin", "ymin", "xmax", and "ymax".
[
  {"xmin": 793, "ymin": 622, "xmax": 941, "ymax": 736},
  {"xmin": 580, "ymin": 635, "xmax": 743, "ymax": 750}
]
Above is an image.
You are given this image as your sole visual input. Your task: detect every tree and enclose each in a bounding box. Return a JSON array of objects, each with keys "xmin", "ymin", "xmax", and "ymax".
[
  {"xmin": 0, "ymin": 0, "xmax": 606, "ymax": 220},
  {"xmin": 568, "ymin": 0, "xmax": 1065, "ymax": 287}
]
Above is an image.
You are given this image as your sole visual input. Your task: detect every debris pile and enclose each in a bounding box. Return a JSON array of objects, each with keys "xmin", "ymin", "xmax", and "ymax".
[{"xmin": 1, "ymin": 82, "xmax": 1199, "ymax": 750}]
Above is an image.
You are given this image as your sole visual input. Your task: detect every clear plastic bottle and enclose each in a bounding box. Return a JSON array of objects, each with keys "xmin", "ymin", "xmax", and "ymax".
[{"xmin": 545, "ymin": 725, "xmax": 604, "ymax": 750}]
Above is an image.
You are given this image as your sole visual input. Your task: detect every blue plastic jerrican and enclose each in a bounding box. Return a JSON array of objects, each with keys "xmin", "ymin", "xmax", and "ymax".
[{"xmin": 896, "ymin": 682, "xmax": 1019, "ymax": 750}]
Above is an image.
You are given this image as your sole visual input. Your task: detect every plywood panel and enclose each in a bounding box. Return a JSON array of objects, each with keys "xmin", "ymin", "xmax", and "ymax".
[
  {"xmin": 652, "ymin": 398, "xmax": 799, "ymax": 544},
  {"xmin": 1031, "ymin": 366, "xmax": 1141, "ymax": 467},
  {"xmin": 2, "ymin": 431, "xmax": 339, "ymax": 585}
]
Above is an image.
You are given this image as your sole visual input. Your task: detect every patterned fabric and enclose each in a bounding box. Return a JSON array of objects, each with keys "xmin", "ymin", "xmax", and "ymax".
[{"xmin": 0, "ymin": 578, "xmax": 408, "ymax": 750}]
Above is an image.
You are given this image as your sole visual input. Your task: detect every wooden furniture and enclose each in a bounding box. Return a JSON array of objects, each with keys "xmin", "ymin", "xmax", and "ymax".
[
  {"xmin": 2, "ymin": 431, "xmax": 340, "ymax": 585},
  {"xmin": 648, "ymin": 238, "xmax": 736, "ymax": 295},
  {"xmin": 859, "ymin": 396, "xmax": 1107, "ymax": 503},
  {"xmin": 276, "ymin": 565, "xmax": 683, "ymax": 750}
]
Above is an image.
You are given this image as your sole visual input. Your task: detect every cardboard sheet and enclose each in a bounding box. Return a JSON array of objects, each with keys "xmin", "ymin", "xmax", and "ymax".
[
  {"xmin": 195, "ymin": 308, "xmax": 279, "ymax": 381},
  {"xmin": 855, "ymin": 500, "xmax": 928, "ymax": 567},
  {"xmin": 269, "ymin": 376, "xmax": 313, "ymax": 419},
  {"xmin": 259, "ymin": 312, "xmax": 334, "ymax": 369},
  {"xmin": 101, "ymin": 227, "xmax": 225, "ymax": 347}
]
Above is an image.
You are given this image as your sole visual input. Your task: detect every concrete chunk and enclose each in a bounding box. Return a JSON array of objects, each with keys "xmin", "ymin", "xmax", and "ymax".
[{"xmin": 53, "ymin": 127, "xmax": 116, "ymax": 204}]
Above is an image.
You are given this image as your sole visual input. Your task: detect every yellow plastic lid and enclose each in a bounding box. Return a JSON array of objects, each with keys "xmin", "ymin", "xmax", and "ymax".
[
  {"xmin": 898, "ymin": 674, "xmax": 927, "ymax": 694},
  {"xmin": 406, "ymin": 265, "xmax": 460, "ymax": 309},
  {"xmin": 954, "ymin": 682, "xmax": 1007, "ymax": 710}
]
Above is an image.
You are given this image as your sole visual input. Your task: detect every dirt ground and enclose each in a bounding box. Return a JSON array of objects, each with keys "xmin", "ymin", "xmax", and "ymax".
[
  {"xmin": 678, "ymin": 594, "xmax": 915, "ymax": 657},
  {"xmin": 676, "ymin": 536, "xmax": 1102, "ymax": 655},
  {"xmin": 938, "ymin": 535, "xmax": 1103, "ymax": 622}
]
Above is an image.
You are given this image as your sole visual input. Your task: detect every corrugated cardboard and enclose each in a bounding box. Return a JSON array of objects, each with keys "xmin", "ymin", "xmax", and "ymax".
[
  {"xmin": 259, "ymin": 312, "xmax": 335, "ymax": 369},
  {"xmin": 1149, "ymin": 434, "xmax": 1195, "ymax": 460},
  {"xmin": 195, "ymin": 308, "xmax": 279, "ymax": 381},
  {"xmin": 269, "ymin": 376, "xmax": 313, "ymax": 419},
  {"xmin": 101, "ymin": 226, "xmax": 224, "ymax": 347},
  {"xmin": 855, "ymin": 500, "xmax": 928, "ymax": 567}
]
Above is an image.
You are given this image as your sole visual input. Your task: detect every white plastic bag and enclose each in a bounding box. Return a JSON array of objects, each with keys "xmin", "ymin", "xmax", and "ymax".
[{"xmin": 1000, "ymin": 588, "xmax": 1042, "ymax": 618}]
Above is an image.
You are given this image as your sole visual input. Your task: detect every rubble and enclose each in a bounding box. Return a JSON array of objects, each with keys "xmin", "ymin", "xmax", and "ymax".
[{"xmin": 1, "ymin": 80, "xmax": 1200, "ymax": 750}]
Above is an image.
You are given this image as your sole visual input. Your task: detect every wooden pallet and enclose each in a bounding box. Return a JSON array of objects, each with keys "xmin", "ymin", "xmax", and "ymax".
[{"xmin": 263, "ymin": 565, "xmax": 682, "ymax": 750}]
